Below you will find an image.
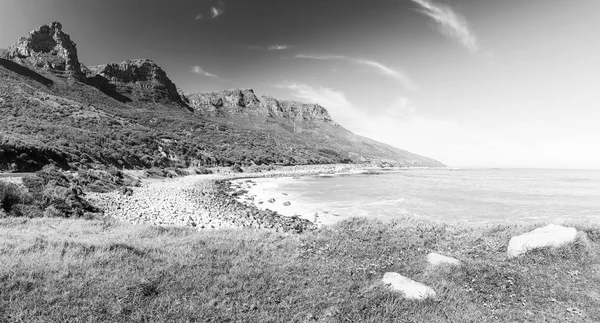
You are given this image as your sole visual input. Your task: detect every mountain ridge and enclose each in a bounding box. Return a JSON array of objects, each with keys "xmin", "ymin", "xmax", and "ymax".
[{"xmin": 0, "ymin": 22, "xmax": 444, "ymax": 171}]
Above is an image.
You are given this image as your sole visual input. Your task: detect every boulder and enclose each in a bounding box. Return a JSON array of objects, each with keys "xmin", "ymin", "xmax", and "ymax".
[
  {"xmin": 427, "ymin": 252, "xmax": 461, "ymax": 267},
  {"xmin": 507, "ymin": 224, "xmax": 578, "ymax": 258},
  {"xmin": 382, "ymin": 272, "xmax": 436, "ymax": 300}
]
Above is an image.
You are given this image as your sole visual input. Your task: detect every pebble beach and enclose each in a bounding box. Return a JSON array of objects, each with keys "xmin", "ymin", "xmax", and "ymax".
[{"xmin": 89, "ymin": 164, "xmax": 390, "ymax": 232}]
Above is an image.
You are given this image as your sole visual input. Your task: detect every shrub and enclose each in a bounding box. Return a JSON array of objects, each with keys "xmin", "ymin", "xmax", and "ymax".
[
  {"xmin": 230, "ymin": 164, "xmax": 243, "ymax": 173},
  {"xmin": 0, "ymin": 181, "xmax": 32, "ymax": 214},
  {"xmin": 11, "ymin": 204, "xmax": 44, "ymax": 218},
  {"xmin": 144, "ymin": 167, "xmax": 167, "ymax": 178},
  {"xmin": 173, "ymin": 168, "xmax": 188, "ymax": 176},
  {"xmin": 107, "ymin": 167, "xmax": 123, "ymax": 179},
  {"xmin": 195, "ymin": 167, "xmax": 212, "ymax": 175},
  {"xmin": 36, "ymin": 165, "xmax": 71, "ymax": 187},
  {"xmin": 22, "ymin": 176, "xmax": 45, "ymax": 200},
  {"xmin": 43, "ymin": 205, "xmax": 63, "ymax": 217}
]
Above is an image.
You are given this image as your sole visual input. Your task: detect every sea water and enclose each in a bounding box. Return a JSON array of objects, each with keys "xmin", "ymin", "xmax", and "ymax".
[{"xmin": 268, "ymin": 168, "xmax": 600, "ymax": 224}]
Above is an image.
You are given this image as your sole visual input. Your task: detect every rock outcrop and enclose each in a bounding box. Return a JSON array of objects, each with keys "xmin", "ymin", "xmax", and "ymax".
[
  {"xmin": 186, "ymin": 89, "xmax": 263, "ymax": 116},
  {"xmin": 185, "ymin": 89, "xmax": 332, "ymax": 122},
  {"xmin": 382, "ymin": 272, "xmax": 436, "ymax": 300},
  {"xmin": 507, "ymin": 224, "xmax": 578, "ymax": 258},
  {"xmin": 1, "ymin": 21, "xmax": 446, "ymax": 169},
  {"xmin": 426, "ymin": 252, "xmax": 461, "ymax": 267},
  {"xmin": 5, "ymin": 22, "xmax": 84, "ymax": 79},
  {"xmin": 87, "ymin": 59, "xmax": 186, "ymax": 105}
]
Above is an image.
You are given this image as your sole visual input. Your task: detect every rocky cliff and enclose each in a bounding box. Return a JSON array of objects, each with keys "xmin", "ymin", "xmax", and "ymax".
[
  {"xmin": 1, "ymin": 21, "xmax": 445, "ymax": 170},
  {"xmin": 186, "ymin": 89, "xmax": 332, "ymax": 122},
  {"xmin": 4, "ymin": 22, "xmax": 84, "ymax": 79},
  {"xmin": 86, "ymin": 59, "xmax": 186, "ymax": 105}
]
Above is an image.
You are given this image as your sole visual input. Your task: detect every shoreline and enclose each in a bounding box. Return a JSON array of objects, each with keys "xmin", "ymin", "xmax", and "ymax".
[{"xmin": 91, "ymin": 163, "xmax": 410, "ymax": 231}]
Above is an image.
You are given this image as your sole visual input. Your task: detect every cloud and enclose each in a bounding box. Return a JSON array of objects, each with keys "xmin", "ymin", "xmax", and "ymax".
[
  {"xmin": 274, "ymin": 83, "xmax": 469, "ymax": 164},
  {"xmin": 194, "ymin": 14, "xmax": 203, "ymax": 20},
  {"xmin": 409, "ymin": 0, "xmax": 479, "ymax": 52},
  {"xmin": 268, "ymin": 44, "xmax": 289, "ymax": 51},
  {"xmin": 276, "ymin": 83, "xmax": 353, "ymax": 112},
  {"xmin": 191, "ymin": 66, "xmax": 218, "ymax": 77},
  {"xmin": 246, "ymin": 44, "xmax": 291, "ymax": 51},
  {"xmin": 210, "ymin": 6, "xmax": 224, "ymax": 18},
  {"xmin": 295, "ymin": 54, "xmax": 417, "ymax": 91}
]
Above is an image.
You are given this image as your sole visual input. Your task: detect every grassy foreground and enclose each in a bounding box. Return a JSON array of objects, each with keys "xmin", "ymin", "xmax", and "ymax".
[{"xmin": 1, "ymin": 217, "xmax": 599, "ymax": 322}]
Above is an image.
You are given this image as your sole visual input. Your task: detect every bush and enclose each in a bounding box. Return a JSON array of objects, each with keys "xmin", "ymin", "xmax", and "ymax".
[
  {"xmin": 230, "ymin": 164, "xmax": 243, "ymax": 173},
  {"xmin": 11, "ymin": 204, "xmax": 44, "ymax": 218},
  {"xmin": 2, "ymin": 166, "xmax": 100, "ymax": 219},
  {"xmin": 22, "ymin": 176, "xmax": 45, "ymax": 200},
  {"xmin": 43, "ymin": 205, "xmax": 63, "ymax": 217},
  {"xmin": 144, "ymin": 167, "xmax": 167, "ymax": 178},
  {"xmin": 107, "ymin": 167, "xmax": 123, "ymax": 179},
  {"xmin": 36, "ymin": 165, "xmax": 71, "ymax": 188},
  {"xmin": 195, "ymin": 167, "xmax": 213, "ymax": 175},
  {"xmin": 0, "ymin": 181, "xmax": 32, "ymax": 215}
]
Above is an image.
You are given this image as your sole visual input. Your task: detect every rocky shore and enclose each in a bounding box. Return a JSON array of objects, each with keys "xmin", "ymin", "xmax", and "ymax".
[{"xmin": 90, "ymin": 164, "xmax": 399, "ymax": 233}]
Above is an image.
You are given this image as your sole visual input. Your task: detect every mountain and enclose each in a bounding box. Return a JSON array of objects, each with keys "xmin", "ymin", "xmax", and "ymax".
[
  {"xmin": 184, "ymin": 89, "xmax": 442, "ymax": 166},
  {"xmin": 3, "ymin": 22, "xmax": 84, "ymax": 80},
  {"xmin": 0, "ymin": 22, "xmax": 444, "ymax": 172},
  {"xmin": 84, "ymin": 59, "xmax": 188, "ymax": 105}
]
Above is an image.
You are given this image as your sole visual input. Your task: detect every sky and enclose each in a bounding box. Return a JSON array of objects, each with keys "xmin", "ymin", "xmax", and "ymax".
[{"xmin": 1, "ymin": 0, "xmax": 599, "ymax": 169}]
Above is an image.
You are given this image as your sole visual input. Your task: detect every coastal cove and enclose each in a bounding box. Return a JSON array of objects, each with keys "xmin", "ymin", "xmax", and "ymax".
[
  {"xmin": 231, "ymin": 168, "xmax": 600, "ymax": 226},
  {"xmin": 3, "ymin": 165, "xmax": 600, "ymax": 322}
]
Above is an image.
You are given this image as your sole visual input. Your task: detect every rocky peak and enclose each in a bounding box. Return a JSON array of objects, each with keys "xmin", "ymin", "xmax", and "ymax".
[
  {"xmin": 186, "ymin": 89, "xmax": 333, "ymax": 121},
  {"xmin": 87, "ymin": 59, "xmax": 185, "ymax": 104},
  {"xmin": 5, "ymin": 22, "xmax": 83, "ymax": 79},
  {"xmin": 186, "ymin": 89, "xmax": 262, "ymax": 115},
  {"xmin": 278, "ymin": 100, "xmax": 332, "ymax": 122}
]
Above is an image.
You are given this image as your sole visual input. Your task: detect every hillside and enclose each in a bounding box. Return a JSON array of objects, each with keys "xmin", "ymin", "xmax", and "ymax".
[{"xmin": 0, "ymin": 22, "xmax": 444, "ymax": 172}]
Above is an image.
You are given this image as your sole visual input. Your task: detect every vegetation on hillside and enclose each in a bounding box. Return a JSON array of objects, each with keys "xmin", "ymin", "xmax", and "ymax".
[
  {"xmin": 0, "ymin": 217, "xmax": 598, "ymax": 322},
  {"xmin": 0, "ymin": 165, "xmax": 99, "ymax": 218},
  {"xmin": 0, "ymin": 62, "xmax": 360, "ymax": 172}
]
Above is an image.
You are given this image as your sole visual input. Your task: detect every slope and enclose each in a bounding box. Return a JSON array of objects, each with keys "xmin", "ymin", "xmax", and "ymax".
[{"xmin": 0, "ymin": 22, "xmax": 444, "ymax": 172}]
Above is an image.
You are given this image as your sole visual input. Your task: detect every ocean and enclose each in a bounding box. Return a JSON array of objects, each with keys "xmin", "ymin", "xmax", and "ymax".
[{"xmin": 256, "ymin": 168, "xmax": 600, "ymax": 224}]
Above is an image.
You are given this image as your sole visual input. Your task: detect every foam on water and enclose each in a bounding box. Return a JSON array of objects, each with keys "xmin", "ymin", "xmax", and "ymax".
[{"xmin": 255, "ymin": 168, "xmax": 600, "ymax": 224}]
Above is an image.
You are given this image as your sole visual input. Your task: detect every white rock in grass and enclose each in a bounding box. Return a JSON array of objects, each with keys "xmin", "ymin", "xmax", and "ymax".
[
  {"xmin": 382, "ymin": 272, "xmax": 436, "ymax": 300},
  {"xmin": 507, "ymin": 224, "xmax": 578, "ymax": 258},
  {"xmin": 427, "ymin": 252, "xmax": 461, "ymax": 267}
]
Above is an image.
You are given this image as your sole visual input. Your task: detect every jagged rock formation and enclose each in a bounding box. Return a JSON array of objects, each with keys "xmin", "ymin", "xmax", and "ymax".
[
  {"xmin": 0, "ymin": 21, "xmax": 445, "ymax": 171},
  {"xmin": 86, "ymin": 59, "xmax": 186, "ymax": 105},
  {"xmin": 4, "ymin": 22, "xmax": 84, "ymax": 79},
  {"xmin": 184, "ymin": 88, "xmax": 442, "ymax": 167},
  {"xmin": 186, "ymin": 89, "xmax": 332, "ymax": 122},
  {"xmin": 186, "ymin": 89, "xmax": 263, "ymax": 116}
]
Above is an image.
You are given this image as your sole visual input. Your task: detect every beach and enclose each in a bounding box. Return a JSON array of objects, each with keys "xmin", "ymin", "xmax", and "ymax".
[{"xmin": 90, "ymin": 164, "xmax": 397, "ymax": 231}]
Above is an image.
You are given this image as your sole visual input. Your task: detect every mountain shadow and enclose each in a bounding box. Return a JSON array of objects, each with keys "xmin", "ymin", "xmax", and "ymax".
[{"xmin": 0, "ymin": 58, "xmax": 54, "ymax": 86}]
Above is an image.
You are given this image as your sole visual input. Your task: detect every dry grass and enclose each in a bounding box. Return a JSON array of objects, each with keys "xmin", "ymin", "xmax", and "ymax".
[{"xmin": 1, "ymin": 216, "xmax": 599, "ymax": 322}]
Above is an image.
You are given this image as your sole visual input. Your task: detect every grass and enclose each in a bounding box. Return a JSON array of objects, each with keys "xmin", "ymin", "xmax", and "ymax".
[{"xmin": 0, "ymin": 216, "xmax": 599, "ymax": 322}]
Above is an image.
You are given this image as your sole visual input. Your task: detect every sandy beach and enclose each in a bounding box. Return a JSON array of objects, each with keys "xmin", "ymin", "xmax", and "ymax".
[{"xmin": 229, "ymin": 177, "xmax": 343, "ymax": 226}]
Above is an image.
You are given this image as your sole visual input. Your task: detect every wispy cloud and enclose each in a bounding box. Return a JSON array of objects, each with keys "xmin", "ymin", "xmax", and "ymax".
[
  {"xmin": 246, "ymin": 44, "xmax": 291, "ymax": 51},
  {"xmin": 295, "ymin": 54, "xmax": 417, "ymax": 91},
  {"xmin": 275, "ymin": 83, "xmax": 352, "ymax": 111},
  {"xmin": 409, "ymin": 0, "xmax": 479, "ymax": 52},
  {"xmin": 268, "ymin": 44, "xmax": 289, "ymax": 51},
  {"xmin": 210, "ymin": 5, "xmax": 224, "ymax": 18},
  {"xmin": 191, "ymin": 66, "xmax": 218, "ymax": 78},
  {"xmin": 194, "ymin": 14, "xmax": 203, "ymax": 21}
]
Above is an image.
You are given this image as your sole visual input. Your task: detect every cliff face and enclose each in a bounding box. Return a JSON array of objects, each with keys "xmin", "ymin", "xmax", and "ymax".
[
  {"xmin": 1, "ymin": 21, "xmax": 445, "ymax": 169},
  {"xmin": 4, "ymin": 22, "xmax": 84, "ymax": 79},
  {"xmin": 86, "ymin": 59, "xmax": 185, "ymax": 105},
  {"xmin": 185, "ymin": 89, "xmax": 332, "ymax": 122}
]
